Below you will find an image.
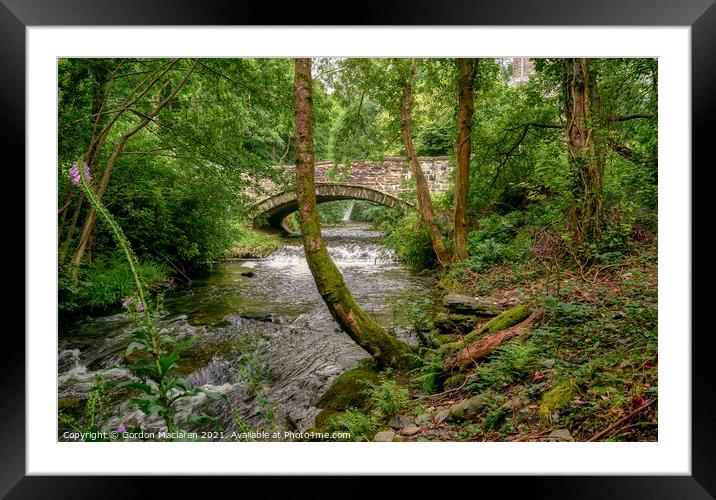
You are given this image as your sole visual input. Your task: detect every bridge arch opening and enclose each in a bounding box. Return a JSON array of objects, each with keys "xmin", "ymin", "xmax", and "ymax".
[{"xmin": 251, "ymin": 183, "xmax": 410, "ymax": 230}]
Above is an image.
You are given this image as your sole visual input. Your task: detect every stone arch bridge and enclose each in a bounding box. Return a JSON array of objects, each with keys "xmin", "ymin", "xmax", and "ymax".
[{"xmin": 251, "ymin": 156, "xmax": 452, "ymax": 228}]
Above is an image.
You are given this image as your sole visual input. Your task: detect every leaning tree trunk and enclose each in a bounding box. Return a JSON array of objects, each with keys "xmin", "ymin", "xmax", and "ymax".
[
  {"xmin": 564, "ymin": 58, "xmax": 605, "ymax": 247},
  {"xmin": 400, "ymin": 58, "xmax": 453, "ymax": 267},
  {"xmin": 294, "ymin": 58, "xmax": 413, "ymax": 369},
  {"xmin": 453, "ymin": 58, "xmax": 477, "ymax": 262}
]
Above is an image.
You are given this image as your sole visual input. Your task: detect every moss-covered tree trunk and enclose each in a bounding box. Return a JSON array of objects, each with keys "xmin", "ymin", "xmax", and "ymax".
[
  {"xmin": 454, "ymin": 58, "xmax": 477, "ymax": 262},
  {"xmin": 563, "ymin": 58, "xmax": 605, "ymax": 247},
  {"xmin": 400, "ymin": 58, "xmax": 453, "ymax": 267},
  {"xmin": 294, "ymin": 58, "xmax": 413, "ymax": 369}
]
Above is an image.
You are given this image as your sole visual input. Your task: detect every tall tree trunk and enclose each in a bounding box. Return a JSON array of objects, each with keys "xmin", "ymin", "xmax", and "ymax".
[
  {"xmin": 294, "ymin": 58, "xmax": 413, "ymax": 369},
  {"xmin": 564, "ymin": 58, "xmax": 605, "ymax": 247},
  {"xmin": 59, "ymin": 194, "xmax": 84, "ymax": 267},
  {"xmin": 59, "ymin": 61, "xmax": 113, "ymax": 267},
  {"xmin": 400, "ymin": 58, "xmax": 452, "ymax": 266},
  {"xmin": 454, "ymin": 58, "xmax": 477, "ymax": 262},
  {"xmin": 69, "ymin": 59, "xmax": 199, "ymax": 281}
]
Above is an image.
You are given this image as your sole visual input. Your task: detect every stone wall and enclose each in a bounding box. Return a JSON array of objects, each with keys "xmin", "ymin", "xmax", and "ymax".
[
  {"xmin": 249, "ymin": 156, "xmax": 454, "ymax": 204},
  {"xmin": 312, "ymin": 156, "xmax": 453, "ymax": 195}
]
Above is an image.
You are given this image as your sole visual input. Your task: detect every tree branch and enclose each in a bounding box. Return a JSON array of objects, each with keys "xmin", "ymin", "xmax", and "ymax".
[{"xmin": 610, "ymin": 113, "xmax": 654, "ymax": 122}]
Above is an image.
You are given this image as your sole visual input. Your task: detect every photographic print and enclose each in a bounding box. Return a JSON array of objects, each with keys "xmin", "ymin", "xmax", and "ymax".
[{"xmin": 57, "ymin": 56, "xmax": 658, "ymax": 444}]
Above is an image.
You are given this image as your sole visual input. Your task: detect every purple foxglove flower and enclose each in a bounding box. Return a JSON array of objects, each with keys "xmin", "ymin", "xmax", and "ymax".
[
  {"xmin": 122, "ymin": 297, "xmax": 132, "ymax": 309},
  {"xmin": 118, "ymin": 424, "xmax": 127, "ymax": 433},
  {"xmin": 69, "ymin": 165, "xmax": 80, "ymax": 186},
  {"xmin": 83, "ymin": 164, "xmax": 93, "ymax": 183},
  {"xmin": 136, "ymin": 301, "xmax": 144, "ymax": 312}
]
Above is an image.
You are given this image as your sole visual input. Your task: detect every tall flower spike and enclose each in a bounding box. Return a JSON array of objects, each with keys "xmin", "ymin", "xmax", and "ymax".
[
  {"xmin": 83, "ymin": 164, "xmax": 93, "ymax": 183},
  {"xmin": 69, "ymin": 164, "xmax": 80, "ymax": 186}
]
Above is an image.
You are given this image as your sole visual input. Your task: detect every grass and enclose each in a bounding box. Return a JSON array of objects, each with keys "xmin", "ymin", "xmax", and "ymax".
[
  {"xmin": 225, "ymin": 225, "xmax": 282, "ymax": 259},
  {"xmin": 59, "ymin": 255, "xmax": 170, "ymax": 314}
]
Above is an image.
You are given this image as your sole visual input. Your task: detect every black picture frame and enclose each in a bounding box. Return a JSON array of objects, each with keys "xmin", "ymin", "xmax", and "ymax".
[{"xmin": 6, "ymin": 0, "xmax": 714, "ymax": 497}]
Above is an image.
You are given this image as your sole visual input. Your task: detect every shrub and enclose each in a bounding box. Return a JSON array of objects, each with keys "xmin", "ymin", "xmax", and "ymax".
[
  {"xmin": 383, "ymin": 212, "xmax": 436, "ymax": 270},
  {"xmin": 474, "ymin": 341, "xmax": 542, "ymax": 390},
  {"xmin": 465, "ymin": 237, "xmax": 513, "ymax": 271},
  {"xmin": 363, "ymin": 376, "xmax": 410, "ymax": 419},
  {"xmin": 325, "ymin": 409, "xmax": 376, "ymax": 441},
  {"xmin": 350, "ymin": 201, "xmax": 390, "ymax": 223},
  {"xmin": 59, "ymin": 254, "xmax": 170, "ymax": 313}
]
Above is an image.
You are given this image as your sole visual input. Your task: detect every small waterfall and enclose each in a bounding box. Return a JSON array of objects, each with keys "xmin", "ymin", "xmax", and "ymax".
[{"xmin": 342, "ymin": 201, "xmax": 356, "ymax": 221}]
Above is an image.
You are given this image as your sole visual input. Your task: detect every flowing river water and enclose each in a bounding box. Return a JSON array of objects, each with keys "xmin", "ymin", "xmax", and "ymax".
[{"xmin": 58, "ymin": 222, "xmax": 431, "ymax": 440}]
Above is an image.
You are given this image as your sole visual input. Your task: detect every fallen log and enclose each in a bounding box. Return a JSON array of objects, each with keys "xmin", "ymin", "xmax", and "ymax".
[{"xmin": 444, "ymin": 310, "xmax": 540, "ymax": 372}]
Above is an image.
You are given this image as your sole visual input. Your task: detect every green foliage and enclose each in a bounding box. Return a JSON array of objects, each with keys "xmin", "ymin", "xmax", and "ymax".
[
  {"xmin": 325, "ymin": 409, "xmax": 376, "ymax": 442},
  {"xmin": 226, "ymin": 225, "xmax": 281, "ymax": 258},
  {"xmin": 58, "ymin": 374, "xmax": 113, "ymax": 441},
  {"xmin": 74, "ymin": 168, "xmax": 226, "ymax": 439},
  {"xmin": 363, "ymin": 376, "xmax": 410, "ymax": 419},
  {"xmin": 465, "ymin": 238, "xmax": 514, "ymax": 272},
  {"xmin": 317, "ymin": 200, "xmax": 352, "ymax": 225},
  {"xmin": 383, "ymin": 212, "xmax": 436, "ymax": 270},
  {"xmin": 409, "ymin": 352, "xmax": 447, "ymax": 393},
  {"xmin": 415, "ymin": 116, "xmax": 453, "ymax": 156},
  {"xmin": 470, "ymin": 341, "xmax": 542, "ymax": 390},
  {"xmin": 388, "ymin": 290, "xmax": 433, "ymax": 334},
  {"xmin": 350, "ymin": 200, "xmax": 390, "ymax": 223},
  {"xmin": 59, "ymin": 254, "xmax": 169, "ymax": 313}
]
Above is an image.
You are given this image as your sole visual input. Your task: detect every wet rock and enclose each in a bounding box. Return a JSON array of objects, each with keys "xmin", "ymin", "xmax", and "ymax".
[
  {"xmin": 401, "ymin": 426, "xmax": 421, "ymax": 436},
  {"xmin": 239, "ymin": 269, "xmax": 256, "ymax": 277},
  {"xmin": 443, "ymin": 294, "xmax": 499, "ymax": 316},
  {"xmin": 388, "ymin": 414, "xmax": 412, "ymax": 430},
  {"xmin": 434, "ymin": 408, "xmax": 451, "ymax": 425},
  {"xmin": 373, "ymin": 430, "xmax": 396, "ymax": 442},
  {"xmin": 547, "ymin": 429, "xmax": 573, "ymax": 441},
  {"xmin": 448, "ymin": 395, "xmax": 486, "ymax": 422},
  {"xmin": 239, "ymin": 312, "xmax": 280, "ymax": 323},
  {"xmin": 58, "ymin": 349, "xmax": 80, "ymax": 374}
]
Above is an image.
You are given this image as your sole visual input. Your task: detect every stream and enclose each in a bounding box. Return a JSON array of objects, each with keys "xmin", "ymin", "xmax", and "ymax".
[{"xmin": 58, "ymin": 222, "xmax": 431, "ymax": 440}]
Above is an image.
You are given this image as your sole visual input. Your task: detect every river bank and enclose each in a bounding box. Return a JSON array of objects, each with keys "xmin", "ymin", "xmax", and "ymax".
[
  {"xmin": 58, "ymin": 222, "xmax": 429, "ymax": 440},
  {"xmin": 58, "ymin": 220, "xmax": 657, "ymax": 443},
  {"xmin": 310, "ymin": 240, "xmax": 658, "ymax": 442}
]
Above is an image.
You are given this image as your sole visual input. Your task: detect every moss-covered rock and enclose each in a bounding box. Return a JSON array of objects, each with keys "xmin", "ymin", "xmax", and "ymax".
[
  {"xmin": 432, "ymin": 333, "xmax": 458, "ymax": 344},
  {"xmin": 443, "ymin": 373, "xmax": 467, "ymax": 390},
  {"xmin": 448, "ymin": 395, "xmax": 487, "ymax": 421},
  {"xmin": 314, "ymin": 408, "xmax": 340, "ymax": 429},
  {"xmin": 539, "ymin": 379, "xmax": 576, "ymax": 423},
  {"xmin": 315, "ymin": 366, "xmax": 381, "ymax": 411},
  {"xmin": 434, "ymin": 312, "xmax": 480, "ymax": 334}
]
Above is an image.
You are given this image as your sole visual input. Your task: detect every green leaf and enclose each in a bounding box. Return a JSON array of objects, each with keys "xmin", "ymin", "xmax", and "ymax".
[
  {"xmin": 204, "ymin": 390, "xmax": 229, "ymax": 401},
  {"xmin": 126, "ymin": 341, "xmax": 147, "ymax": 356},
  {"xmin": 119, "ymin": 380, "xmax": 154, "ymax": 395}
]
